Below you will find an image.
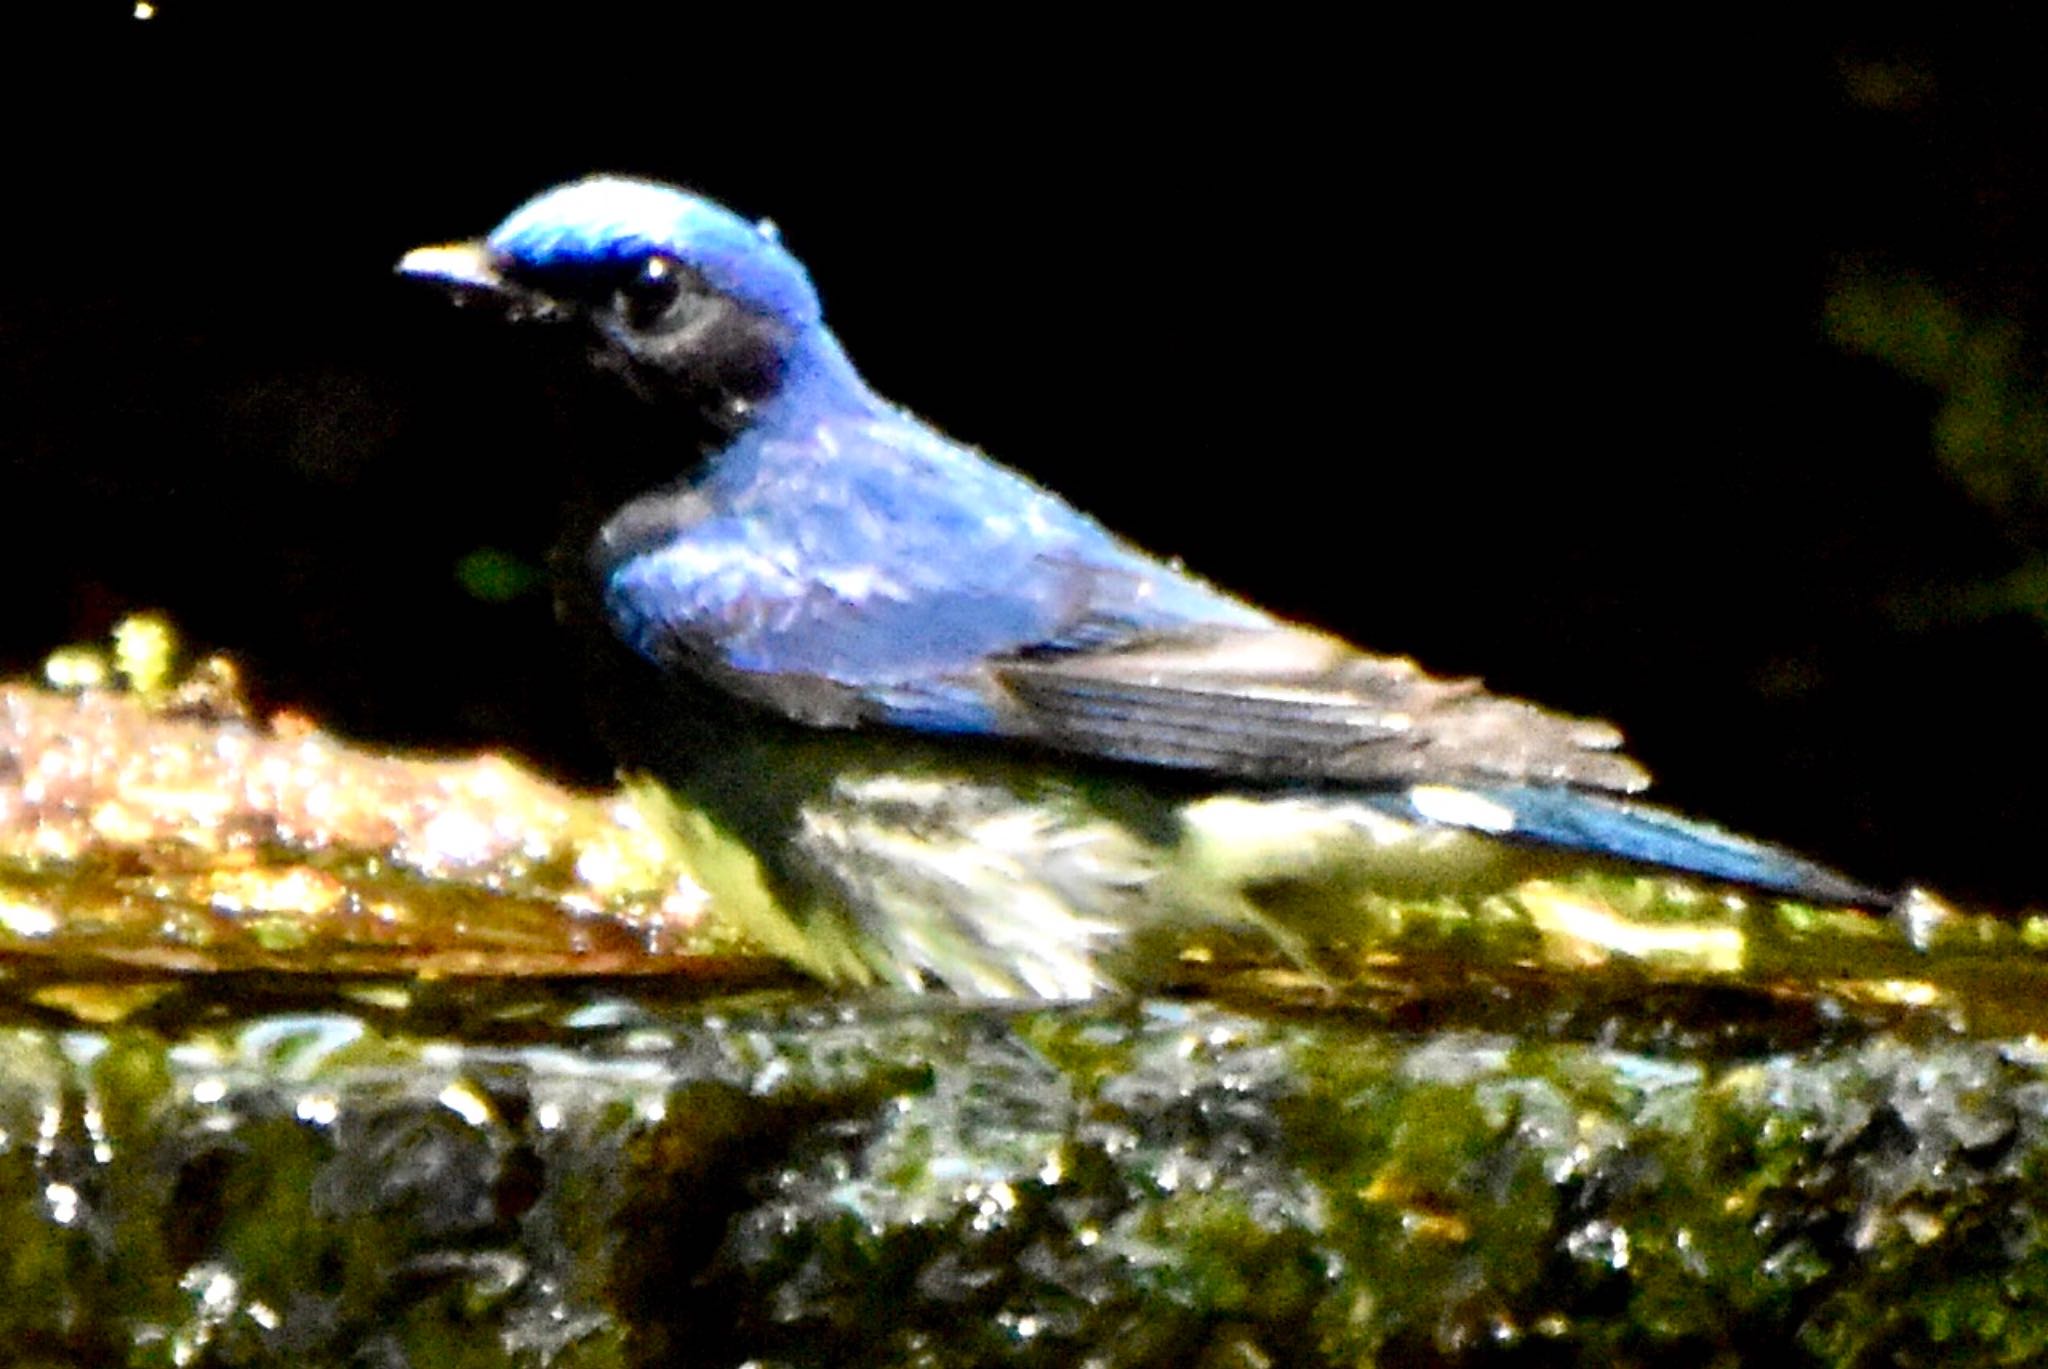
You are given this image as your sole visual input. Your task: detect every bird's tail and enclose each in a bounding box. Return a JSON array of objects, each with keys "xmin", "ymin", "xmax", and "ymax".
[{"xmin": 1375, "ymin": 783, "xmax": 1885, "ymax": 907}]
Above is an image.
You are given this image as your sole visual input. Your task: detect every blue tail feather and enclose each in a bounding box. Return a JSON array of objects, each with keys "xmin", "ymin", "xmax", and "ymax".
[{"xmin": 1374, "ymin": 784, "xmax": 1883, "ymax": 906}]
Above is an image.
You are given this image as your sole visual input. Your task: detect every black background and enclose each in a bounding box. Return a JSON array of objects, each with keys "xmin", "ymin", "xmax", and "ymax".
[{"xmin": 7, "ymin": 11, "xmax": 2046, "ymax": 908}]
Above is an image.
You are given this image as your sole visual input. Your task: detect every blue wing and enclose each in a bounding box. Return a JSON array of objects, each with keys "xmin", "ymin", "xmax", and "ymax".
[{"xmin": 596, "ymin": 407, "xmax": 1648, "ymax": 792}]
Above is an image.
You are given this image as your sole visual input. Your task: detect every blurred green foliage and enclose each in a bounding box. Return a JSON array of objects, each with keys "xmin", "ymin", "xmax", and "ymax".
[
  {"xmin": 456, "ymin": 547, "xmax": 544, "ymax": 605},
  {"xmin": 1826, "ymin": 269, "xmax": 2048, "ymax": 527},
  {"xmin": 1827, "ymin": 268, "xmax": 2048, "ymax": 625}
]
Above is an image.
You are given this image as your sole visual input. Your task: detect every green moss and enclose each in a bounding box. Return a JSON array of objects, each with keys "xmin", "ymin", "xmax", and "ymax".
[{"xmin": 5, "ymin": 951, "xmax": 2048, "ymax": 1362}]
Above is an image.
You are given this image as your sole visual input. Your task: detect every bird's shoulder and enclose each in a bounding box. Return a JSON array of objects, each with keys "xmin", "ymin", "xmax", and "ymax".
[{"xmin": 596, "ymin": 405, "xmax": 1241, "ymax": 666}]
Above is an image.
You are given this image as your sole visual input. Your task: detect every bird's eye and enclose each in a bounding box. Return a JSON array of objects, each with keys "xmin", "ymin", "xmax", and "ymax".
[{"xmin": 618, "ymin": 253, "xmax": 686, "ymax": 328}]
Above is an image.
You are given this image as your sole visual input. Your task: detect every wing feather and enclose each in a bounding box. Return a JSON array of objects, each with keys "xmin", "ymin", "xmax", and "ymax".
[{"xmin": 992, "ymin": 625, "xmax": 1647, "ymax": 791}]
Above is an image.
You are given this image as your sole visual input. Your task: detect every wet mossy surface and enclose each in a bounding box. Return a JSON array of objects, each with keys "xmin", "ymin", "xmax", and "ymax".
[{"xmin": 3, "ymin": 977, "xmax": 2048, "ymax": 1366}]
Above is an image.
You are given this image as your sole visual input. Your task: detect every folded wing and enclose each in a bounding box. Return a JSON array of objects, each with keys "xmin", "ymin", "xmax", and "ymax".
[
  {"xmin": 992, "ymin": 624, "xmax": 1648, "ymax": 791},
  {"xmin": 599, "ymin": 414, "xmax": 1647, "ymax": 793}
]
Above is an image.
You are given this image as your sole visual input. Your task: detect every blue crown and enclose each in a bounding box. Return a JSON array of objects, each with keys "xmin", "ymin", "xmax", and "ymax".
[{"xmin": 486, "ymin": 176, "xmax": 823, "ymax": 327}]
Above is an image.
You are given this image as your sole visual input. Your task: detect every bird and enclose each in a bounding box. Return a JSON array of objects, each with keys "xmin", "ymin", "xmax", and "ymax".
[{"xmin": 399, "ymin": 175, "xmax": 1885, "ymax": 999}]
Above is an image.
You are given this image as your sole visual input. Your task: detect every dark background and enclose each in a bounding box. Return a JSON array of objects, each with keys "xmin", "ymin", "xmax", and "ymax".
[{"xmin": 7, "ymin": 12, "xmax": 2047, "ymax": 909}]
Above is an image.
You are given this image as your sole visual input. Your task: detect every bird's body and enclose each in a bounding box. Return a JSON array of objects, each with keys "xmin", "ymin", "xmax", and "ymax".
[{"xmin": 402, "ymin": 176, "xmax": 1881, "ymax": 998}]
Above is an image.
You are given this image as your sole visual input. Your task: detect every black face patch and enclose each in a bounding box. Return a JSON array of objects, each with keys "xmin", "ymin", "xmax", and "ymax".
[{"xmin": 498, "ymin": 249, "xmax": 795, "ymax": 431}]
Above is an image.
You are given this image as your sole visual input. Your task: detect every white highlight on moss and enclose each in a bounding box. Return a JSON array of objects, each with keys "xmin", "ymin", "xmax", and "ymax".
[
  {"xmin": 437, "ymin": 1080, "xmax": 495, "ymax": 1128},
  {"xmin": 0, "ymin": 900, "xmax": 58, "ymax": 938},
  {"xmin": 45, "ymin": 1181, "xmax": 79, "ymax": 1225},
  {"xmin": 295, "ymin": 1093, "xmax": 341, "ymax": 1126}
]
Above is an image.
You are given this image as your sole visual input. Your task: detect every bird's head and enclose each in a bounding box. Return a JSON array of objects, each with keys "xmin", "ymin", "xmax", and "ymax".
[{"xmin": 400, "ymin": 176, "xmax": 825, "ymax": 420}]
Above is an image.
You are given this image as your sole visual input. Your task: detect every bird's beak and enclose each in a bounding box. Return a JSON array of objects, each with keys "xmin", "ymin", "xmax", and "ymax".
[
  {"xmin": 398, "ymin": 239, "xmax": 563, "ymax": 320},
  {"xmin": 396, "ymin": 240, "xmax": 506, "ymax": 293}
]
